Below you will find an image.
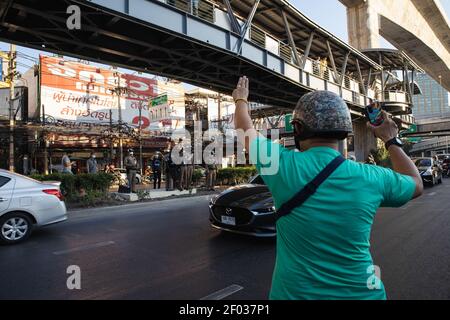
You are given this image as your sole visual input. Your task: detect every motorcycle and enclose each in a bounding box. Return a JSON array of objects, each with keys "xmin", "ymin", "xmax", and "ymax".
[{"xmin": 442, "ymin": 162, "xmax": 450, "ymax": 177}]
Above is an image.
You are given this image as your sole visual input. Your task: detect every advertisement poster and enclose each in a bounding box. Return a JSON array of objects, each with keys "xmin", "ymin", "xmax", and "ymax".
[{"xmin": 40, "ymin": 56, "xmax": 160, "ymax": 130}]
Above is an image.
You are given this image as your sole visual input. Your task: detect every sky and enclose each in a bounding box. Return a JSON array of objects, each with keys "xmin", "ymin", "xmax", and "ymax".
[
  {"xmin": 1, "ymin": 0, "xmax": 450, "ymax": 77},
  {"xmin": 292, "ymin": 0, "xmax": 450, "ymax": 48}
]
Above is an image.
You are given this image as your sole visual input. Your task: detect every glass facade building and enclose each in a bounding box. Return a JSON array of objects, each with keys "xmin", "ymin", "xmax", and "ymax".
[{"xmin": 413, "ymin": 73, "xmax": 450, "ymax": 120}]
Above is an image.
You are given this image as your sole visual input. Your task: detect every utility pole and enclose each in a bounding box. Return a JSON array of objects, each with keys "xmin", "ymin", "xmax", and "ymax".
[
  {"xmin": 110, "ymin": 72, "xmax": 126, "ymax": 168},
  {"xmin": 218, "ymin": 93, "xmax": 221, "ymax": 131},
  {"xmin": 7, "ymin": 44, "xmax": 16, "ymax": 172},
  {"xmin": 109, "ymin": 108, "xmax": 114, "ymax": 164},
  {"xmin": 42, "ymin": 104, "xmax": 48, "ymax": 175},
  {"xmin": 139, "ymin": 101, "xmax": 143, "ymax": 175}
]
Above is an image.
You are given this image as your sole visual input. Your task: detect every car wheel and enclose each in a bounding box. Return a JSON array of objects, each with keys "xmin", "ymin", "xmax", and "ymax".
[{"xmin": 0, "ymin": 212, "xmax": 33, "ymax": 245}]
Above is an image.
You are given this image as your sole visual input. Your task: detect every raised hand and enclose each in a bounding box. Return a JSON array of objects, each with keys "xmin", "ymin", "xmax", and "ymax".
[
  {"xmin": 367, "ymin": 110, "xmax": 399, "ymax": 143},
  {"xmin": 232, "ymin": 76, "xmax": 249, "ymax": 103}
]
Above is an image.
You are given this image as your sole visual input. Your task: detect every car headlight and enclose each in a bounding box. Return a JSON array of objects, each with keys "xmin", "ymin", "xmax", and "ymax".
[
  {"xmin": 426, "ymin": 168, "xmax": 433, "ymax": 175},
  {"xmin": 209, "ymin": 194, "xmax": 220, "ymax": 205},
  {"xmin": 253, "ymin": 206, "xmax": 276, "ymax": 214}
]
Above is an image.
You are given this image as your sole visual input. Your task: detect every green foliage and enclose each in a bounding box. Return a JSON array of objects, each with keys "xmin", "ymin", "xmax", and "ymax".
[
  {"xmin": 217, "ymin": 167, "xmax": 257, "ymax": 185},
  {"xmin": 136, "ymin": 189, "xmax": 150, "ymax": 201},
  {"xmin": 77, "ymin": 190, "xmax": 109, "ymax": 207},
  {"xmin": 192, "ymin": 169, "xmax": 204, "ymax": 184},
  {"xmin": 30, "ymin": 172, "xmax": 114, "ymax": 203},
  {"xmin": 371, "ymin": 147, "xmax": 392, "ymax": 168}
]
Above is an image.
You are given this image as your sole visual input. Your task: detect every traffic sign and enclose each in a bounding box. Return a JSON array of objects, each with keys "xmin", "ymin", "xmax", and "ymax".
[
  {"xmin": 150, "ymin": 94, "xmax": 168, "ymax": 107},
  {"xmin": 408, "ymin": 124, "xmax": 417, "ymax": 133}
]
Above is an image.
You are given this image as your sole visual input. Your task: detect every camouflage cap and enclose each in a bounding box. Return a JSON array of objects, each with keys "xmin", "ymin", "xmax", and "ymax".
[{"xmin": 292, "ymin": 90, "xmax": 353, "ymax": 136}]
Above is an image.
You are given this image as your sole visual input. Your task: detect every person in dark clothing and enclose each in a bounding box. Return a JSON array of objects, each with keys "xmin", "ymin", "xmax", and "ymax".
[
  {"xmin": 185, "ymin": 164, "xmax": 194, "ymax": 190},
  {"xmin": 165, "ymin": 141, "xmax": 177, "ymax": 191},
  {"xmin": 177, "ymin": 138, "xmax": 187, "ymax": 191},
  {"xmin": 164, "ymin": 152, "xmax": 173, "ymax": 191},
  {"xmin": 152, "ymin": 154, "xmax": 163, "ymax": 189}
]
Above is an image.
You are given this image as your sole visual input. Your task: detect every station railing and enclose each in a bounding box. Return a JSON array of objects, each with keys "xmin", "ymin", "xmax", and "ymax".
[
  {"xmin": 384, "ymin": 90, "xmax": 411, "ymax": 104},
  {"xmin": 157, "ymin": 0, "xmax": 412, "ymax": 109}
]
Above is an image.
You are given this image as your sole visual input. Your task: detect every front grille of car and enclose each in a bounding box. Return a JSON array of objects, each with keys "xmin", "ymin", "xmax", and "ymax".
[{"xmin": 212, "ymin": 206, "xmax": 253, "ymax": 225}]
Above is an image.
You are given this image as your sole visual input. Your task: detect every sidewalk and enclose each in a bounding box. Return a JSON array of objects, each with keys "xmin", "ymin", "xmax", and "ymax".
[
  {"xmin": 110, "ymin": 188, "xmax": 199, "ymax": 202},
  {"xmin": 66, "ymin": 187, "xmax": 221, "ymax": 212},
  {"xmin": 66, "ymin": 194, "xmax": 214, "ymax": 221}
]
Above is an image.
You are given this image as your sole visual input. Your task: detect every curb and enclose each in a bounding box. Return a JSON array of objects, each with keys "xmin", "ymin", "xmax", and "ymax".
[{"xmin": 67, "ymin": 192, "xmax": 215, "ymax": 215}]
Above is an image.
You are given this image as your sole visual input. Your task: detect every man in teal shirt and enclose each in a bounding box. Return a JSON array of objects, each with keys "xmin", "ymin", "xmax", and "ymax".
[{"xmin": 232, "ymin": 76, "xmax": 423, "ymax": 300}]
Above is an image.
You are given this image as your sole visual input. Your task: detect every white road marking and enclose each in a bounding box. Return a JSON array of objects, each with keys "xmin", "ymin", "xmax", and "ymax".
[
  {"xmin": 53, "ymin": 241, "xmax": 115, "ymax": 255},
  {"xmin": 200, "ymin": 284, "xmax": 244, "ymax": 300},
  {"xmin": 428, "ymin": 192, "xmax": 437, "ymax": 196}
]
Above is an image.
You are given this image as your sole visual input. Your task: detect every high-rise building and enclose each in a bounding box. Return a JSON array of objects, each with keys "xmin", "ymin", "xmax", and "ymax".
[{"xmin": 412, "ymin": 73, "xmax": 450, "ymax": 120}]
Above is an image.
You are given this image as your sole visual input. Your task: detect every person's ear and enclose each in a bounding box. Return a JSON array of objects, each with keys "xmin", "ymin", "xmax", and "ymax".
[{"xmin": 294, "ymin": 122, "xmax": 304, "ymax": 136}]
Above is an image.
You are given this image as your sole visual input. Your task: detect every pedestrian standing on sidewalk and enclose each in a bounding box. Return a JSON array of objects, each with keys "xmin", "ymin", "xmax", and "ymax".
[
  {"xmin": 87, "ymin": 152, "xmax": 98, "ymax": 174},
  {"xmin": 164, "ymin": 148, "xmax": 174, "ymax": 191},
  {"xmin": 61, "ymin": 152, "xmax": 73, "ymax": 174},
  {"xmin": 184, "ymin": 144, "xmax": 194, "ymax": 190},
  {"xmin": 233, "ymin": 76, "xmax": 423, "ymax": 300},
  {"xmin": 205, "ymin": 151, "xmax": 218, "ymax": 191},
  {"xmin": 152, "ymin": 153, "xmax": 162, "ymax": 189},
  {"xmin": 178, "ymin": 138, "xmax": 187, "ymax": 191},
  {"xmin": 124, "ymin": 149, "xmax": 139, "ymax": 193}
]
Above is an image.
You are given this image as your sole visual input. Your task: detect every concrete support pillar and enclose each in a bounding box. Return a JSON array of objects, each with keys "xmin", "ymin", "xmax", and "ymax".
[
  {"xmin": 346, "ymin": 0, "xmax": 380, "ymax": 50},
  {"xmin": 353, "ymin": 120, "xmax": 378, "ymax": 162}
]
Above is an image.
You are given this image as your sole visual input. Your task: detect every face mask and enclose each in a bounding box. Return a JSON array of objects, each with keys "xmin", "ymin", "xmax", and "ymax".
[
  {"xmin": 294, "ymin": 135, "xmax": 302, "ymax": 152},
  {"xmin": 130, "ymin": 153, "xmax": 134, "ymax": 156}
]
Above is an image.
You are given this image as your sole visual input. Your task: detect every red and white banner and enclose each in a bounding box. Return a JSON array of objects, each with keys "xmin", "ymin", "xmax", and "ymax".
[{"xmin": 40, "ymin": 56, "xmax": 159, "ymax": 130}]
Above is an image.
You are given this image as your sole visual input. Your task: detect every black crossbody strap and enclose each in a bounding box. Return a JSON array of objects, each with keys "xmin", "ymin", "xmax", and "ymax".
[{"xmin": 276, "ymin": 155, "xmax": 346, "ymax": 221}]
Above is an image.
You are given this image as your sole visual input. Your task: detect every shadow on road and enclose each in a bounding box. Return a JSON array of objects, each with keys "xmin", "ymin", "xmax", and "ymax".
[{"xmin": 209, "ymin": 231, "xmax": 276, "ymax": 247}]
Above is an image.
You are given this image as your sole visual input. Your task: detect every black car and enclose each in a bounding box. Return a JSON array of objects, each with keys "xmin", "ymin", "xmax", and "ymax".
[
  {"xmin": 414, "ymin": 157, "xmax": 443, "ymax": 186},
  {"xmin": 209, "ymin": 175, "xmax": 276, "ymax": 237}
]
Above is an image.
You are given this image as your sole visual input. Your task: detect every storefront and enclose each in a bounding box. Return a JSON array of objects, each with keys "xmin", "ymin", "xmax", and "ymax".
[{"xmin": 9, "ymin": 55, "xmax": 185, "ymax": 174}]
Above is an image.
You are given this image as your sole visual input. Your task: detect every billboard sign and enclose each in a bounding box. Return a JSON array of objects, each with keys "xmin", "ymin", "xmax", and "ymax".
[{"xmin": 40, "ymin": 56, "xmax": 158, "ymax": 130}]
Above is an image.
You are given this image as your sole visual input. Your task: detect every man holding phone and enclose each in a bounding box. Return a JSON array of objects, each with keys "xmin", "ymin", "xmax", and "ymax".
[{"xmin": 233, "ymin": 76, "xmax": 423, "ymax": 300}]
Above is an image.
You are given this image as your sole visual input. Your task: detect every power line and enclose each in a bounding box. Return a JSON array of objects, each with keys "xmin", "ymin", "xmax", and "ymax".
[{"xmin": 14, "ymin": 59, "xmax": 186, "ymax": 97}]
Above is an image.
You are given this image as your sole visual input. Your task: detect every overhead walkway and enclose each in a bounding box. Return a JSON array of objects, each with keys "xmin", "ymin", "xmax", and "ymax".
[
  {"xmin": 0, "ymin": 0, "xmax": 388, "ymax": 113},
  {"xmin": 404, "ymin": 117, "xmax": 450, "ymax": 138},
  {"xmin": 410, "ymin": 136, "xmax": 450, "ymax": 154},
  {"xmin": 0, "ymin": 0, "xmax": 419, "ymax": 161},
  {"xmin": 340, "ymin": 0, "xmax": 450, "ymax": 92}
]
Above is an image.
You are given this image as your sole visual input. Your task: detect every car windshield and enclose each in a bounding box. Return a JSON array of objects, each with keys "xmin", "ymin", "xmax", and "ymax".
[
  {"xmin": 249, "ymin": 175, "xmax": 265, "ymax": 185},
  {"xmin": 415, "ymin": 159, "xmax": 432, "ymax": 167}
]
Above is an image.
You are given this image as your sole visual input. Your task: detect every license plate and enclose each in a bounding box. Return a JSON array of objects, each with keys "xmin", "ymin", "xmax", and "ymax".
[{"xmin": 221, "ymin": 216, "xmax": 236, "ymax": 226}]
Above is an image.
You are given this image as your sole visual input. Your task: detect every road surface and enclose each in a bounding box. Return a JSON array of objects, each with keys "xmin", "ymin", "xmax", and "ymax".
[{"xmin": 0, "ymin": 183, "xmax": 449, "ymax": 300}]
